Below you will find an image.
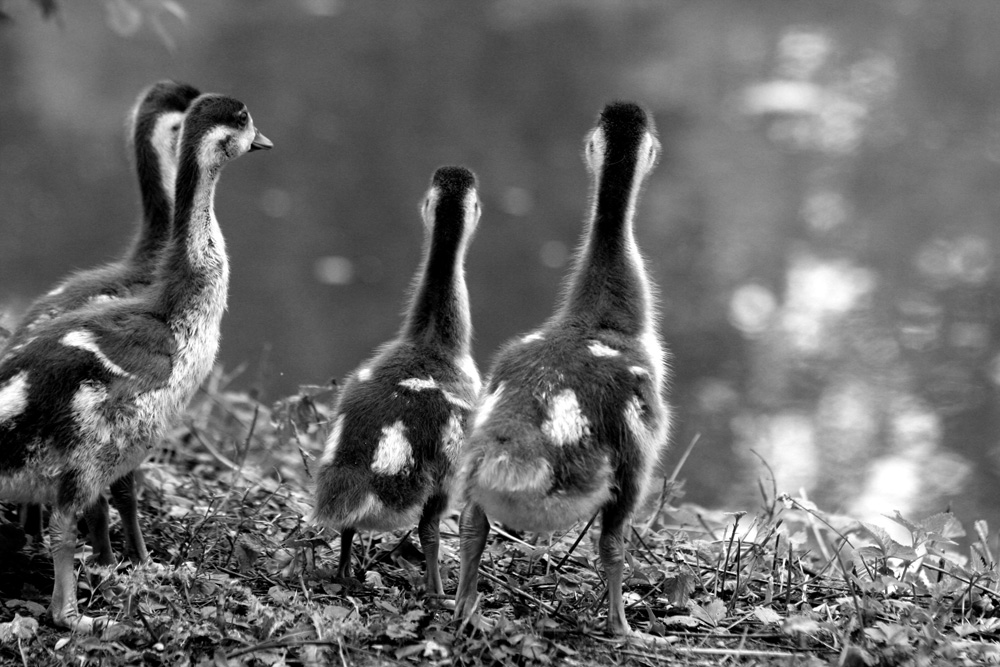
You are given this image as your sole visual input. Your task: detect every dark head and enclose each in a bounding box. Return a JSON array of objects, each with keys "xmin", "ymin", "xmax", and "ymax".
[
  {"xmin": 130, "ymin": 81, "xmax": 202, "ymax": 148},
  {"xmin": 178, "ymin": 93, "xmax": 272, "ymax": 173},
  {"xmin": 130, "ymin": 80, "xmax": 202, "ymax": 210},
  {"xmin": 138, "ymin": 80, "xmax": 202, "ymax": 118},
  {"xmin": 422, "ymin": 165, "xmax": 480, "ymax": 236},
  {"xmin": 584, "ymin": 101, "xmax": 660, "ymax": 181},
  {"xmin": 131, "ymin": 80, "xmax": 202, "ymax": 159}
]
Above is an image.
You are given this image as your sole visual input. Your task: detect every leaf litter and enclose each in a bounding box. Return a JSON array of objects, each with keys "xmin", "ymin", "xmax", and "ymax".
[{"xmin": 0, "ymin": 369, "xmax": 998, "ymax": 666}]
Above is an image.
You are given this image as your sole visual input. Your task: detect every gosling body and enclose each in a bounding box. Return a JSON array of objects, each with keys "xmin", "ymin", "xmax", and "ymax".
[
  {"xmin": 455, "ymin": 102, "xmax": 669, "ymax": 636},
  {"xmin": 314, "ymin": 167, "xmax": 481, "ymax": 596},
  {"xmin": 0, "ymin": 93, "xmax": 271, "ymax": 631}
]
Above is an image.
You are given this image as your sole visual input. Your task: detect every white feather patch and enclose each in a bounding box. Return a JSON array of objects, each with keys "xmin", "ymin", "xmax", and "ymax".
[
  {"xmin": 198, "ymin": 125, "xmax": 232, "ymax": 167},
  {"xmin": 71, "ymin": 382, "xmax": 115, "ymax": 446},
  {"xmin": 457, "ymin": 355, "xmax": 481, "ymax": 392},
  {"xmin": 588, "ymin": 341, "xmax": 620, "ymax": 357},
  {"xmin": 623, "ymin": 396, "xmax": 646, "ymax": 440},
  {"xmin": 521, "ymin": 332, "xmax": 544, "ymax": 344},
  {"xmin": 61, "ymin": 330, "xmax": 134, "ymax": 378},
  {"xmin": 46, "ymin": 285, "xmax": 66, "ymax": 297},
  {"xmin": 442, "ymin": 389, "xmax": 471, "ymax": 410},
  {"xmin": 338, "ymin": 491, "xmax": 382, "ymax": 527},
  {"xmin": 151, "ymin": 111, "xmax": 185, "ymax": 202},
  {"xmin": 623, "ymin": 394, "xmax": 662, "ymax": 504},
  {"xmin": 371, "ymin": 420, "xmax": 414, "ymax": 475},
  {"xmin": 0, "ymin": 371, "xmax": 30, "ymax": 423},
  {"xmin": 441, "ymin": 412, "xmax": 465, "ymax": 463},
  {"xmin": 356, "ymin": 367, "xmax": 372, "ymax": 382},
  {"xmin": 541, "ymin": 389, "xmax": 591, "ymax": 446},
  {"xmin": 473, "ymin": 383, "xmax": 504, "ymax": 430},
  {"xmin": 640, "ymin": 330, "xmax": 665, "ymax": 386},
  {"xmin": 399, "ymin": 377, "xmax": 437, "ymax": 391},
  {"xmin": 629, "ymin": 366, "xmax": 649, "ymax": 377},
  {"xmin": 320, "ymin": 414, "xmax": 346, "ymax": 466}
]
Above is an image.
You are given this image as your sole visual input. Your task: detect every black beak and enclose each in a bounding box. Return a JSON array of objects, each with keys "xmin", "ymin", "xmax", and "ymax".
[{"xmin": 250, "ymin": 128, "xmax": 273, "ymax": 152}]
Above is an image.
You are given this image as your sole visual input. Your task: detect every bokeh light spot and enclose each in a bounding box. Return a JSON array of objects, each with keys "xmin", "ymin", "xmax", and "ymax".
[
  {"xmin": 539, "ymin": 240, "xmax": 569, "ymax": 269},
  {"xmin": 261, "ymin": 188, "xmax": 292, "ymax": 219},
  {"xmin": 314, "ymin": 256, "xmax": 354, "ymax": 285},
  {"xmin": 501, "ymin": 187, "xmax": 534, "ymax": 217},
  {"xmin": 729, "ymin": 283, "xmax": 777, "ymax": 335}
]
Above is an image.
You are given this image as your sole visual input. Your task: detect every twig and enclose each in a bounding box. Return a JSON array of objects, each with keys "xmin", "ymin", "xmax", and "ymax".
[
  {"xmin": 696, "ymin": 512, "xmax": 719, "ymax": 541},
  {"xmin": 17, "ymin": 636, "xmax": 28, "ymax": 667},
  {"xmin": 227, "ymin": 637, "xmax": 407, "ymax": 664},
  {"xmin": 134, "ymin": 604, "xmax": 161, "ymax": 644},
  {"xmin": 921, "ymin": 561, "xmax": 999, "ymax": 598},
  {"xmin": 476, "ymin": 567, "xmax": 575, "ymax": 624},
  {"xmin": 727, "ymin": 537, "xmax": 743, "ymax": 615},
  {"xmin": 718, "ymin": 514, "xmax": 742, "ymax": 597},
  {"xmin": 608, "ymin": 644, "xmax": 805, "ymax": 665},
  {"xmin": 456, "ymin": 592, "xmax": 482, "ymax": 634},
  {"xmin": 555, "ymin": 512, "xmax": 598, "ymax": 571},
  {"xmin": 638, "ymin": 433, "xmax": 701, "ymax": 536},
  {"xmin": 234, "ymin": 402, "xmax": 260, "ymax": 477},
  {"xmin": 674, "ymin": 645, "xmax": 799, "ymax": 658},
  {"xmin": 630, "ymin": 526, "xmax": 667, "ymax": 569}
]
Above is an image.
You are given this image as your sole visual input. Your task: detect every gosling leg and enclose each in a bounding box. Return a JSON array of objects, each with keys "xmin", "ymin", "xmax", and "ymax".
[
  {"xmin": 83, "ymin": 496, "xmax": 114, "ymax": 566},
  {"xmin": 417, "ymin": 492, "xmax": 448, "ymax": 597},
  {"xmin": 336, "ymin": 526, "xmax": 356, "ymax": 580},
  {"xmin": 454, "ymin": 502, "xmax": 489, "ymax": 621},
  {"xmin": 110, "ymin": 472, "xmax": 147, "ymax": 563},
  {"xmin": 599, "ymin": 505, "xmax": 631, "ymax": 636}
]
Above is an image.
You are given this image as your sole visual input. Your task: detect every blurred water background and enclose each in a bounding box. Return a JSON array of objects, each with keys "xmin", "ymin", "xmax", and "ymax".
[{"xmin": 2, "ymin": 0, "xmax": 999, "ymax": 532}]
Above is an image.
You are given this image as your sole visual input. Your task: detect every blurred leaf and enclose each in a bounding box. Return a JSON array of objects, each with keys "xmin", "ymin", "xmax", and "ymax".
[
  {"xmin": 4, "ymin": 599, "xmax": 46, "ymax": 616},
  {"xmin": 689, "ymin": 599, "xmax": 726, "ymax": 627},
  {"xmin": 663, "ymin": 572, "xmax": 697, "ymax": 607},
  {"xmin": 918, "ymin": 513, "xmax": 965, "ymax": 542},
  {"xmin": 782, "ymin": 614, "xmax": 822, "ymax": 637},
  {"xmin": 105, "ymin": 0, "xmax": 142, "ymax": 35},
  {"xmin": 859, "ymin": 522, "xmax": 917, "ymax": 561},
  {"xmin": 753, "ymin": 605, "xmax": 783, "ymax": 625},
  {"xmin": 0, "ymin": 614, "xmax": 38, "ymax": 644}
]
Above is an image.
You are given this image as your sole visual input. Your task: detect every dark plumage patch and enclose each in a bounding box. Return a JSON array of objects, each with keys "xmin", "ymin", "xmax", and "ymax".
[
  {"xmin": 132, "ymin": 80, "xmax": 201, "ymax": 247},
  {"xmin": 600, "ymin": 101, "xmax": 655, "ymax": 137},
  {"xmin": 432, "ymin": 166, "xmax": 476, "ymax": 195},
  {"xmin": 316, "ymin": 344, "xmax": 472, "ymax": 514},
  {"xmin": 403, "ymin": 166, "xmax": 478, "ymax": 350},
  {"xmin": 471, "ymin": 328, "xmax": 662, "ymax": 501},
  {"xmin": 0, "ymin": 303, "xmax": 175, "ymax": 474}
]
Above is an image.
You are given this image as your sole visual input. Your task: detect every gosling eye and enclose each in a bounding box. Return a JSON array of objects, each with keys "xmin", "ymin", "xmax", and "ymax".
[{"xmin": 237, "ymin": 110, "xmax": 249, "ymax": 127}]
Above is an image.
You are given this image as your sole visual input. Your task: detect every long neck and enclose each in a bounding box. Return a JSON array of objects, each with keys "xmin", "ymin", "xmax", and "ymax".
[
  {"xmin": 153, "ymin": 151, "xmax": 229, "ymax": 319},
  {"xmin": 401, "ymin": 224, "xmax": 471, "ymax": 354},
  {"xmin": 557, "ymin": 162, "xmax": 651, "ymax": 334},
  {"xmin": 126, "ymin": 140, "xmax": 174, "ymax": 272}
]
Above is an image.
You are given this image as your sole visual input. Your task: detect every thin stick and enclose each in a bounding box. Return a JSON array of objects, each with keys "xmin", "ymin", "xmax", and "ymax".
[
  {"xmin": 227, "ymin": 638, "xmax": 407, "ymax": 664},
  {"xmin": 639, "ymin": 433, "xmax": 701, "ymax": 536},
  {"xmin": 555, "ymin": 512, "xmax": 598, "ymax": 571},
  {"xmin": 717, "ymin": 514, "xmax": 742, "ymax": 597},
  {"xmin": 727, "ymin": 538, "xmax": 742, "ymax": 615},
  {"xmin": 475, "ymin": 567, "xmax": 575, "ymax": 624}
]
